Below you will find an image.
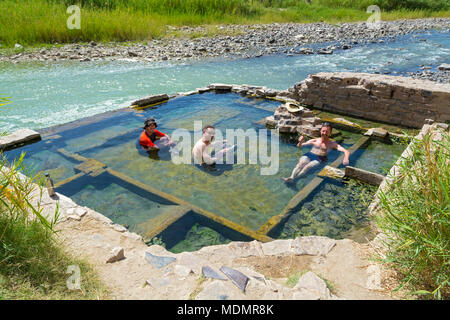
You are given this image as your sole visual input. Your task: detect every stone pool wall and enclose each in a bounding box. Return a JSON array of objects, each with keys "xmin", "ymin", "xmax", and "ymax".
[{"xmin": 289, "ymin": 72, "xmax": 450, "ymax": 128}]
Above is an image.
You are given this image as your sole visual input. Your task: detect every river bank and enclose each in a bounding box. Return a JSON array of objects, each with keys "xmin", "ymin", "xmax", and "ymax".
[{"xmin": 2, "ymin": 18, "xmax": 449, "ymax": 69}]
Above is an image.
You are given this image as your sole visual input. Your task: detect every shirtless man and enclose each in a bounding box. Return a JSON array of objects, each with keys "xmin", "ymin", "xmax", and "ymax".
[
  {"xmin": 282, "ymin": 122, "xmax": 350, "ymax": 183},
  {"xmin": 192, "ymin": 125, "xmax": 236, "ymax": 171}
]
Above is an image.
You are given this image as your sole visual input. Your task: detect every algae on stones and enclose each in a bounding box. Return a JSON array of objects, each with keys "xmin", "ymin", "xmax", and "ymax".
[
  {"xmin": 276, "ymin": 180, "xmax": 377, "ymax": 241},
  {"xmin": 169, "ymin": 223, "xmax": 232, "ymax": 253}
]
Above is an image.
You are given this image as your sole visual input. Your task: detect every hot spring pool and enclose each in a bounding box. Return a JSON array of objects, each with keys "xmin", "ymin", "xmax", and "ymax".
[{"xmin": 4, "ymin": 91, "xmax": 406, "ymax": 251}]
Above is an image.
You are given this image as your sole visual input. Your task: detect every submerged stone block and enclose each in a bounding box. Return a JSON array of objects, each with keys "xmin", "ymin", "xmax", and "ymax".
[{"xmin": 344, "ymin": 166, "xmax": 385, "ymax": 186}]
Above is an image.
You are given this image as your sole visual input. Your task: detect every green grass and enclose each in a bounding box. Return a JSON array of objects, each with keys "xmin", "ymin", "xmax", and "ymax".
[
  {"xmin": 0, "ymin": 152, "xmax": 109, "ymax": 300},
  {"xmin": 285, "ymin": 270, "xmax": 308, "ymax": 288},
  {"xmin": 0, "ymin": 0, "xmax": 449, "ymax": 47},
  {"xmin": 376, "ymin": 129, "xmax": 449, "ymax": 300}
]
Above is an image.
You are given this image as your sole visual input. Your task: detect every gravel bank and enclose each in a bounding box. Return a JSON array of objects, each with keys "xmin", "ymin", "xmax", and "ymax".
[{"xmin": 1, "ymin": 18, "xmax": 449, "ymax": 82}]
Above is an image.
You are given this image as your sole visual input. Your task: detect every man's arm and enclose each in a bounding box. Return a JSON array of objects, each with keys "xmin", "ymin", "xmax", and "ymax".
[
  {"xmin": 335, "ymin": 143, "xmax": 350, "ymax": 166},
  {"xmin": 297, "ymin": 135, "xmax": 316, "ymax": 148}
]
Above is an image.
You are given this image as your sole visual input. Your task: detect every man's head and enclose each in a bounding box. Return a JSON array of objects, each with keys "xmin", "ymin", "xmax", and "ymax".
[
  {"xmin": 144, "ymin": 118, "xmax": 157, "ymax": 133},
  {"xmin": 202, "ymin": 125, "xmax": 215, "ymax": 142},
  {"xmin": 320, "ymin": 122, "xmax": 332, "ymax": 138}
]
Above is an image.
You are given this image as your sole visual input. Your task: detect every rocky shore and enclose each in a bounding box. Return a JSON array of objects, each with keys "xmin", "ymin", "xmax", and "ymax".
[{"xmin": 2, "ymin": 18, "xmax": 449, "ymax": 69}]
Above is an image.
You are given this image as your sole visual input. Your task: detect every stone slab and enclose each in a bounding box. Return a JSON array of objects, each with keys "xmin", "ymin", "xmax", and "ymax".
[
  {"xmin": 0, "ymin": 129, "xmax": 41, "ymax": 150},
  {"xmin": 345, "ymin": 166, "xmax": 385, "ymax": 186}
]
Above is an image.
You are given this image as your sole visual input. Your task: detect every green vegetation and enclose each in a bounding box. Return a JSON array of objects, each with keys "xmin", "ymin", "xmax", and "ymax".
[
  {"xmin": 278, "ymin": 179, "xmax": 377, "ymax": 241},
  {"xmin": 0, "ymin": 0, "xmax": 449, "ymax": 47},
  {"xmin": 169, "ymin": 223, "xmax": 232, "ymax": 253},
  {"xmin": 0, "ymin": 152, "xmax": 108, "ymax": 299},
  {"xmin": 376, "ymin": 129, "xmax": 449, "ymax": 300},
  {"xmin": 285, "ymin": 270, "xmax": 308, "ymax": 287}
]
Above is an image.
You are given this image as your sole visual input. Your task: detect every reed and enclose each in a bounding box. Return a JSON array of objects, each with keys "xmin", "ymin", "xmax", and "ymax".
[
  {"xmin": 376, "ymin": 129, "xmax": 449, "ymax": 300},
  {"xmin": 0, "ymin": 151, "xmax": 108, "ymax": 299}
]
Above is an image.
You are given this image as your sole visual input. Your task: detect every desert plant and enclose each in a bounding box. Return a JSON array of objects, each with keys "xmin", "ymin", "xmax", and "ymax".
[{"xmin": 376, "ymin": 129, "xmax": 449, "ymax": 300}]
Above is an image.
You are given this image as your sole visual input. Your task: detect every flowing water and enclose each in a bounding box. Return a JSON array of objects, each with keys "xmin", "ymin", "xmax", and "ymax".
[
  {"xmin": 1, "ymin": 30, "xmax": 449, "ymax": 132},
  {"xmin": 1, "ymin": 29, "xmax": 444, "ymax": 251}
]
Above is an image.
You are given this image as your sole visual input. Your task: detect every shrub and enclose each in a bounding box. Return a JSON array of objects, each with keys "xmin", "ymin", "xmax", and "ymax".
[{"xmin": 376, "ymin": 129, "xmax": 449, "ymax": 300}]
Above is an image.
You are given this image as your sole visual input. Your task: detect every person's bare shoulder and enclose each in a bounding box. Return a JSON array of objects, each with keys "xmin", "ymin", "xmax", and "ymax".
[{"xmin": 328, "ymin": 140, "xmax": 340, "ymax": 149}]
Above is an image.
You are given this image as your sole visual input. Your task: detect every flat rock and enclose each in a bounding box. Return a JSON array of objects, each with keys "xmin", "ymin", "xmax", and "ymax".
[
  {"xmin": 294, "ymin": 271, "xmax": 332, "ymax": 300},
  {"xmin": 291, "ymin": 236, "xmax": 336, "ymax": 256},
  {"xmin": 220, "ymin": 266, "xmax": 250, "ymax": 293},
  {"xmin": 0, "ymin": 129, "xmax": 41, "ymax": 150},
  {"xmin": 364, "ymin": 127, "xmax": 389, "ymax": 138},
  {"xmin": 146, "ymin": 278, "xmax": 170, "ymax": 288},
  {"xmin": 177, "ymin": 252, "xmax": 210, "ymax": 275},
  {"xmin": 202, "ymin": 266, "xmax": 227, "ymax": 280},
  {"xmin": 145, "ymin": 252, "xmax": 176, "ymax": 269},
  {"xmin": 195, "ymin": 280, "xmax": 231, "ymax": 300},
  {"xmin": 261, "ymin": 239, "xmax": 292, "ymax": 256},
  {"xmin": 174, "ymin": 265, "xmax": 193, "ymax": 278}
]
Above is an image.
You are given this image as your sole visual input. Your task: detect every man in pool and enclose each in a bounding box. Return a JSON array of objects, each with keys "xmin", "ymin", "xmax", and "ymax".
[
  {"xmin": 192, "ymin": 125, "xmax": 236, "ymax": 171},
  {"xmin": 282, "ymin": 122, "xmax": 350, "ymax": 183},
  {"xmin": 139, "ymin": 118, "xmax": 175, "ymax": 151}
]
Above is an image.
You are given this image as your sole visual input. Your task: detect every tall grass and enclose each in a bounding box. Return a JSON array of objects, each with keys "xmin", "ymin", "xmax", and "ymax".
[
  {"xmin": 0, "ymin": 151, "xmax": 108, "ymax": 299},
  {"xmin": 0, "ymin": 0, "xmax": 449, "ymax": 47},
  {"xmin": 376, "ymin": 129, "xmax": 449, "ymax": 300}
]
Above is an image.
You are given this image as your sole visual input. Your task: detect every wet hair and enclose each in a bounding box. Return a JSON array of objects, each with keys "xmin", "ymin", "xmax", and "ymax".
[
  {"xmin": 321, "ymin": 122, "xmax": 332, "ymax": 131},
  {"xmin": 203, "ymin": 125, "xmax": 215, "ymax": 133},
  {"xmin": 144, "ymin": 118, "xmax": 157, "ymax": 128}
]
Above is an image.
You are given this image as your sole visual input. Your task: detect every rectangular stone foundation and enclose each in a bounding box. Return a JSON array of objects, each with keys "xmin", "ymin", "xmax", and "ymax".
[{"xmin": 293, "ymin": 72, "xmax": 450, "ymax": 128}]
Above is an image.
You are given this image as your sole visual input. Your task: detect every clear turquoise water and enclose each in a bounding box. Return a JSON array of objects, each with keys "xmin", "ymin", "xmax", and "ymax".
[
  {"xmin": 4, "ymin": 92, "xmax": 398, "ymax": 239},
  {"xmin": 1, "ymin": 30, "xmax": 449, "ymax": 132}
]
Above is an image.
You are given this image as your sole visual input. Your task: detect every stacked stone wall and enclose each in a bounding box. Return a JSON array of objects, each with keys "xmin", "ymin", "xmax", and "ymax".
[{"xmin": 293, "ymin": 72, "xmax": 450, "ymax": 128}]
